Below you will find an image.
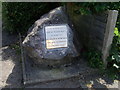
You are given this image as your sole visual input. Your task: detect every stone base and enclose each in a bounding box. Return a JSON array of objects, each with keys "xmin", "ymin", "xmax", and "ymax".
[{"xmin": 22, "ymin": 50, "xmax": 97, "ymax": 87}]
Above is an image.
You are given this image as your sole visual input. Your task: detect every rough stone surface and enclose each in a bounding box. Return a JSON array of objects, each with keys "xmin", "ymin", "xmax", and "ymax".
[{"xmin": 22, "ymin": 7, "xmax": 80, "ymax": 66}]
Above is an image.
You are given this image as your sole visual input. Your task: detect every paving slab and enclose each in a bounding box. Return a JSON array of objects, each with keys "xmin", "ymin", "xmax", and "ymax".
[{"xmin": 0, "ymin": 46, "xmax": 23, "ymax": 88}]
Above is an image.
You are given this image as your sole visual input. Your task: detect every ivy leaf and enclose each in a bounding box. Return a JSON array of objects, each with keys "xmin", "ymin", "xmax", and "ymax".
[{"xmin": 114, "ymin": 27, "xmax": 119, "ymax": 36}]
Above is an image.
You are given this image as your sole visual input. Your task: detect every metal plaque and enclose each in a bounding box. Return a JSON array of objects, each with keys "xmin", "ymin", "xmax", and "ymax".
[{"xmin": 45, "ymin": 25, "xmax": 68, "ymax": 49}]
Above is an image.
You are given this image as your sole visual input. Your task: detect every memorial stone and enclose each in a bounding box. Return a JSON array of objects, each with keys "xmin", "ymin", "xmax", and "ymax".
[{"xmin": 22, "ymin": 7, "xmax": 80, "ymax": 67}]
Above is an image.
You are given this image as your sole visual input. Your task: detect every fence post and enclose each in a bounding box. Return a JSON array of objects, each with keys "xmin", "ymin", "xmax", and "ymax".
[{"xmin": 102, "ymin": 10, "xmax": 118, "ymax": 66}]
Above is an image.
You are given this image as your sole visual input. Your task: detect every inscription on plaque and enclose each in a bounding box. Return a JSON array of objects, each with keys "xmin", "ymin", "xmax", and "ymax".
[{"xmin": 45, "ymin": 25, "xmax": 68, "ymax": 49}]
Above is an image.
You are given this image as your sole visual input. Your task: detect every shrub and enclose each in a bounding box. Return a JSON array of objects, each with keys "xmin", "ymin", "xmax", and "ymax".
[
  {"xmin": 106, "ymin": 27, "xmax": 120, "ymax": 79},
  {"xmin": 2, "ymin": 2, "xmax": 60, "ymax": 34},
  {"xmin": 73, "ymin": 2, "xmax": 120, "ymax": 14},
  {"xmin": 85, "ymin": 48, "xmax": 104, "ymax": 69}
]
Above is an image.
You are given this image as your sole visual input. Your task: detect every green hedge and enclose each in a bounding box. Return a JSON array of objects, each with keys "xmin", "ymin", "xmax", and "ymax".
[{"xmin": 2, "ymin": 2, "xmax": 60, "ymax": 34}]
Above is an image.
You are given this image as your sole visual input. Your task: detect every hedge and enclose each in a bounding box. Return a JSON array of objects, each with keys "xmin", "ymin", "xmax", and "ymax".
[{"xmin": 2, "ymin": 2, "xmax": 60, "ymax": 34}]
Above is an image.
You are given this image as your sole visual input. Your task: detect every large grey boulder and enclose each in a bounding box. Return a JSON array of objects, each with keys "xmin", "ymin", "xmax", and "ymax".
[{"xmin": 22, "ymin": 7, "xmax": 80, "ymax": 67}]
